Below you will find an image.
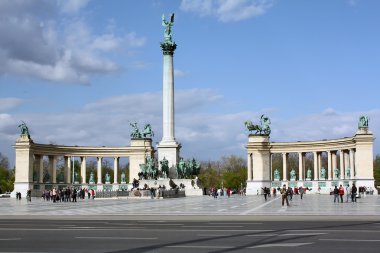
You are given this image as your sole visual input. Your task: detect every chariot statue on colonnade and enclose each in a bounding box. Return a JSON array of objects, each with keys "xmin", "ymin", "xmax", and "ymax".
[
  {"xmin": 244, "ymin": 114, "xmax": 271, "ymax": 135},
  {"xmin": 18, "ymin": 121, "xmax": 31, "ymax": 138},
  {"xmin": 130, "ymin": 122, "xmax": 154, "ymax": 138},
  {"xmin": 358, "ymin": 115, "xmax": 369, "ymax": 128}
]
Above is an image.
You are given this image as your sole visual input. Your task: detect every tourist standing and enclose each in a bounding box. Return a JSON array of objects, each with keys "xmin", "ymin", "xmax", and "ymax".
[
  {"xmin": 72, "ymin": 188, "xmax": 77, "ymax": 202},
  {"xmin": 345, "ymin": 184, "xmax": 351, "ymax": 202},
  {"xmin": 287, "ymin": 186, "xmax": 293, "ymax": 201},
  {"xmin": 338, "ymin": 185, "xmax": 344, "ymax": 203},
  {"xmin": 280, "ymin": 185, "xmax": 289, "ymax": 207},
  {"xmin": 52, "ymin": 188, "xmax": 56, "ymax": 203},
  {"xmin": 333, "ymin": 186, "xmax": 339, "ymax": 203}
]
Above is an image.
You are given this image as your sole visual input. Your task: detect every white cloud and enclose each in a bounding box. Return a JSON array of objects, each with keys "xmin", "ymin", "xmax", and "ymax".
[
  {"xmin": 59, "ymin": 0, "xmax": 91, "ymax": 14},
  {"xmin": 180, "ymin": 0, "xmax": 272, "ymax": 22},
  {"xmin": 0, "ymin": 1, "xmax": 145, "ymax": 85},
  {"xmin": 125, "ymin": 32, "xmax": 147, "ymax": 47},
  {"xmin": 174, "ymin": 69, "xmax": 187, "ymax": 77},
  {"xmin": 180, "ymin": 0, "xmax": 214, "ymax": 16},
  {"xmin": 0, "ymin": 98, "xmax": 23, "ymax": 112}
]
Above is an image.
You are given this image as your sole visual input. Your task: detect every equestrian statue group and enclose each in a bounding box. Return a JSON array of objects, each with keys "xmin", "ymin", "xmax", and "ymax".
[
  {"xmin": 129, "ymin": 122, "xmax": 154, "ymax": 139},
  {"xmin": 244, "ymin": 114, "xmax": 271, "ymax": 135}
]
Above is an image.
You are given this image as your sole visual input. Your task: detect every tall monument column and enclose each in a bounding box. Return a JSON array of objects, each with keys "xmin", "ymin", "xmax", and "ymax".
[{"xmin": 157, "ymin": 13, "xmax": 181, "ymax": 173}]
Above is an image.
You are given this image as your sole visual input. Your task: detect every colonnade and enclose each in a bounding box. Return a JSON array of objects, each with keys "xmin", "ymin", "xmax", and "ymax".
[
  {"xmin": 266, "ymin": 149, "xmax": 355, "ymax": 182},
  {"xmin": 33, "ymin": 155, "xmax": 123, "ymax": 184},
  {"xmin": 245, "ymin": 128, "xmax": 376, "ymax": 195},
  {"xmin": 13, "ymin": 135, "xmax": 154, "ymax": 196}
]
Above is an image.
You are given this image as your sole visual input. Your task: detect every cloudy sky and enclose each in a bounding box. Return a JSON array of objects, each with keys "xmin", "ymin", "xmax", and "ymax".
[{"xmin": 1, "ymin": 0, "xmax": 379, "ymax": 167}]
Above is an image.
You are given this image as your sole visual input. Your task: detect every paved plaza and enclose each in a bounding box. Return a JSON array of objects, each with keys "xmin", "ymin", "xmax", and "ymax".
[{"xmin": 1, "ymin": 194, "xmax": 379, "ymax": 218}]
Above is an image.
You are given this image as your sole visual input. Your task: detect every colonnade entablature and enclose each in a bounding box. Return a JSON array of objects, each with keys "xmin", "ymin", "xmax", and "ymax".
[
  {"xmin": 246, "ymin": 127, "xmax": 376, "ymax": 195},
  {"xmin": 13, "ymin": 134, "xmax": 154, "ymax": 196}
]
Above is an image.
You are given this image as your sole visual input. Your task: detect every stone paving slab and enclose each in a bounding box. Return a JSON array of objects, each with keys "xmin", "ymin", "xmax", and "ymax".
[{"xmin": 0, "ymin": 194, "xmax": 379, "ymax": 218}]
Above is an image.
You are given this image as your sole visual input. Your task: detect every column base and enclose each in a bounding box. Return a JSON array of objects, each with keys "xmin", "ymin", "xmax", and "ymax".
[
  {"xmin": 12, "ymin": 182, "xmax": 34, "ymax": 198},
  {"xmin": 246, "ymin": 180, "xmax": 271, "ymax": 195}
]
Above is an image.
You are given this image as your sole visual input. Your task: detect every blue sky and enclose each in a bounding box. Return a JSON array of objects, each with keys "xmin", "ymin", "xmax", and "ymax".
[{"xmin": 1, "ymin": 0, "xmax": 379, "ymax": 167}]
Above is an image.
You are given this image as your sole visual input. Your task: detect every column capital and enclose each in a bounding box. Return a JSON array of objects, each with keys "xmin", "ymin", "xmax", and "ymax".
[{"xmin": 160, "ymin": 41, "xmax": 177, "ymax": 55}]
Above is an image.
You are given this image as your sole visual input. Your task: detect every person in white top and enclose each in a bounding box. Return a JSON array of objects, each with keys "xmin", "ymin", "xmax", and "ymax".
[{"xmin": 345, "ymin": 185, "xmax": 351, "ymax": 202}]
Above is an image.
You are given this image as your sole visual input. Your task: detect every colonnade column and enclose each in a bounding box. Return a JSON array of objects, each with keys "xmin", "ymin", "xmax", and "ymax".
[
  {"xmin": 327, "ymin": 151, "xmax": 332, "ymax": 180},
  {"xmin": 349, "ymin": 149, "xmax": 355, "ymax": 179},
  {"xmin": 344, "ymin": 151, "xmax": 350, "ymax": 178},
  {"xmin": 97, "ymin": 157, "xmax": 102, "ymax": 184},
  {"xmin": 36, "ymin": 155, "xmax": 44, "ymax": 184},
  {"xmin": 113, "ymin": 157, "xmax": 119, "ymax": 184},
  {"xmin": 64, "ymin": 156, "xmax": 71, "ymax": 184},
  {"xmin": 48, "ymin": 155, "xmax": 57, "ymax": 184},
  {"xmin": 282, "ymin": 153, "xmax": 287, "ymax": 181},
  {"xmin": 298, "ymin": 152, "xmax": 303, "ymax": 181},
  {"xmin": 339, "ymin": 150, "xmax": 344, "ymax": 179},
  {"xmin": 247, "ymin": 153, "xmax": 252, "ymax": 180},
  {"xmin": 81, "ymin": 156, "xmax": 86, "ymax": 184},
  {"xmin": 313, "ymin": 152, "xmax": 318, "ymax": 180},
  {"xmin": 318, "ymin": 152, "xmax": 322, "ymax": 177},
  {"xmin": 332, "ymin": 151, "xmax": 337, "ymax": 179}
]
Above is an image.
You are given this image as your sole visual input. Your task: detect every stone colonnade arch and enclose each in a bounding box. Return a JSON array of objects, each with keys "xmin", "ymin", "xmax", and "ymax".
[
  {"xmin": 13, "ymin": 136, "xmax": 154, "ymax": 197},
  {"xmin": 246, "ymin": 128, "xmax": 376, "ymax": 194}
]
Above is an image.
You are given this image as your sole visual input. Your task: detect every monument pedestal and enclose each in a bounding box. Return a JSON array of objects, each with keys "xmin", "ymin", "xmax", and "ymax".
[
  {"xmin": 157, "ymin": 142, "xmax": 181, "ymax": 178},
  {"xmin": 246, "ymin": 135, "xmax": 271, "ymax": 195},
  {"xmin": 247, "ymin": 180, "xmax": 271, "ymax": 195}
]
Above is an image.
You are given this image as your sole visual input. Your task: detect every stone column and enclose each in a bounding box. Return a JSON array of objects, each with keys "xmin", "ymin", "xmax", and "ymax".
[
  {"xmin": 332, "ymin": 151, "xmax": 337, "ymax": 179},
  {"xmin": 157, "ymin": 38, "xmax": 181, "ymax": 170},
  {"xmin": 81, "ymin": 156, "xmax": 86, "ymax": 184},
  {"xmin": 48, "ymin": 155, "xmax": 57, "ymax": 184},
  {"xmin": 298, "ymin": 152, "xmax": 303, "ymax": 181},
  {"xmin": 36, "ymin": 155, "xmax": 44, "ymax": 184},
  {"xmin": 339, "ymin": 150, "xmax": 344, "ymax": 179},
  {"xmin": 344, "ymin": 150, "xmax": 350, "ymax": 177},
  {"xmin": 113, "ymin": 157, "xmax": 119, "ymax": 184},
  {"xmin": 14, "ymin": 134, "xmax": 34, "ymax": 197},
  {"xmin": 247, "ymin": 153, "xmax": 252, "ymax": 180},
  {"xmin": 97, "ymin": 157, "xmax": 102, "ymax": 184},
  {"xmin": 349, "ymin": 149, "xmax": 355, "ymax": 179},
  {"xmin": 327, "ymin": 151, "xmax": 332, "ymax": 180},
  {"xmin": 270, "ymin": 154, "xmax": 273, "ymax": 181},
  {"xmin": 318, "ymin": 152, "xmax": 322, "ymax": 178},
  {"xmin": 282, "ymin": 153, "xmax": 287, "ymax": 181},
  {"xmin": 64, "ymin": 156, "xmax": 71, "ymax": 184},
  {"xmin": 313, "ymin": 152, "xmax": 318, "ymax": 180}
]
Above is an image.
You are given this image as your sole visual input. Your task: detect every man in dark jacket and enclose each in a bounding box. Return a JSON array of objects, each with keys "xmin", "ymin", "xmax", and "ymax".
[{"xmin": 351, "ymin": 183, "xmax": 358, "ymax": 202}]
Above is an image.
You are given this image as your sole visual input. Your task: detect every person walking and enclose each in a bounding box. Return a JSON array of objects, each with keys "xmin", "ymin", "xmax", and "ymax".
[
  {"xmin": 299, "ymin": 187, "xmax": 305, "ymax": 200},
  {"xmin": 280, "ymin": 184, "xmax": 289, "ymax": 207},
  {"xmin": 351, "ymin": 183, "xmax": 358, "ymax": 202},
  {"xmin": 26, "ymin": 189, "xmax": 32, "ymax": 202},
  {"xmin": 262, "ymin": 187, "xmax": 269, "ymax": 201},
  {"xmin": 333, "ymin": 186, "xmax": 339, "ymax": 203},
  {"xmin": 287, "ymin": 186, "xmax": 293, "ymax": 201}
]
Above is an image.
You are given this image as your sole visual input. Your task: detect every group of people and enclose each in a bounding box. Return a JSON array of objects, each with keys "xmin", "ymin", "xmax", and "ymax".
[
  {"xmin": 332, "ymin": 183, "xmax": 358, "ymax": 203},
  {"xmin": 209, "ymin": 187, "xmax": 236, "ymax": 198},
  {"xmin": 41, "ymin": 187, "xmax": 96, "ymax": 203}
]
